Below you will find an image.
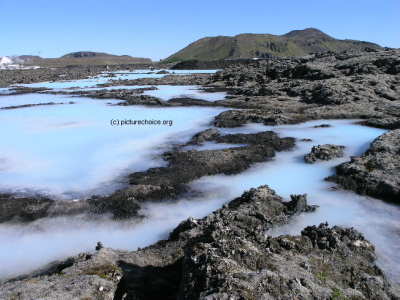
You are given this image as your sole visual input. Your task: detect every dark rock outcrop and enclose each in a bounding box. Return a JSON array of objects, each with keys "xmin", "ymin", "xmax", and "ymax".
[
  {"xmin": 0, "ymin": 194, "xmax": 54, "ymax": 223},
  {"xmin": 1, "ymin": 186, "xmax": 396, "ymax": 299},
  {"xmin": 304, "ymin": 144, "xmax": 345, "ymax": 163},
  {"xmin": 213, "ymin": 109, "xmax": 303, "ymax": 128},
  {"xmin": 0, "ymin": 194, "xmax": 94, "ymax": 223},
  {"xmin": 96, "ymin": 73, "xmax": 211, "ymax": 88},
  {"xmin": 207, "ymin": 48, "xmax": 400, "ymax": 129},
  {"xmin": 89, "ymin": 130, "xmax": 295, "ymax": 219},
  {"xmin": 187, "ymin": 128, "xmax": 222, "ymax": 145},
  {"xmin": 327, "ymin": 129, "xmax": 400, "ymax": 203}
]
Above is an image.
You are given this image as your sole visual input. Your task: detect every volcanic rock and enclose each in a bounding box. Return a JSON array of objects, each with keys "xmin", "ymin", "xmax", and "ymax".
[
  {"xmin": 1, "ymin": 186, "xmax": 396, "ymax": 299},
  {"xmin": 304, "ymin": 144, "xmax": 345, "ymax": 163},
  {"xmin": 0, "ymin": 194, "xmax": 53, "ymax": 223},
  {"xmin": 208, "ymin": 48, "xmax": 400, "ymax": 129},
  {"xmin": 90, "ymin": 130, "xmax": 295, "ymax": 219},
  {"xmin": 327, "ymin": 129, "xmax": 400, "ymax": 203}
]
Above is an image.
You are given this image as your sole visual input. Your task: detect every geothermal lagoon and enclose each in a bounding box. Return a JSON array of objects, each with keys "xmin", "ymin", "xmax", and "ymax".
[{"xmin": 0, "ymin": 71, "xmax": 399, "ymax": 290}]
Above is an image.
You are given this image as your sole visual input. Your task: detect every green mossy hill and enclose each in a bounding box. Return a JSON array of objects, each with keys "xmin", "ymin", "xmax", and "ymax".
[{"xmin": 163, "ymin": 28, "xmax": 382, "ymax": 63}]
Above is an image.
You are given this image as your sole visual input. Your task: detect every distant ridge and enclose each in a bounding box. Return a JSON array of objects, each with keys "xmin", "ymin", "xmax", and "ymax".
[
  {"xmin": 21, "ymin": 51, "xmax": 152, "ymax": 67},
  {"xmin": 61, "ymin": 51, "xmax": 133, "ymax": 58},
  {"xmin": 163, "ymin": 28, "xmax": 383, "ymax": 62}
]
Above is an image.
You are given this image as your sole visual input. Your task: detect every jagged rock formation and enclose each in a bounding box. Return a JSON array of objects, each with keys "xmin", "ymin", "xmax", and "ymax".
[
  {"xmin": 0, "ymin": 194, "xmax": 53, "ymax": 223},
  {"xmin": 327, "ymin": 129, "xmax": 400, "ymax": 203},
  {"xmin": 207, "ymin": 48, "xmax": 400, "ymax": 129},
  {"xmin": 1, "ymin": 186, "xmax": 397, "ymax": 299},
  {"xmin": 304, "ymin": 144, "xmax": 345, "ymax": 163}
]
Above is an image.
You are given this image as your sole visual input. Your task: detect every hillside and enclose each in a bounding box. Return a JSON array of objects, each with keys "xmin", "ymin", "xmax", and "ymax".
[
  {"xmin": 163, "ymin": 28, "xmax": 383, "ymax": 63},
  {"xmin": 22, "ymin": 51, "xmax": 152, "ymax": 67}
]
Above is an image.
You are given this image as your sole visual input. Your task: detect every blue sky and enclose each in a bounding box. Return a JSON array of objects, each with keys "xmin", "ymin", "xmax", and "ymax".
[{"xmin": 1, "ymin": 0, "xmax": 399, "ymax": 61}]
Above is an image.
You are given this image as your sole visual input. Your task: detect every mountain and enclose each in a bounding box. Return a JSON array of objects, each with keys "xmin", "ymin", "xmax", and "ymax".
[
  {"xmin": 162, "ymin": 28, "xmax": 383, "ymax": 63},
  {"xmin": 22, "ymin": 51, "xmax": 152, "ymax": 67},
  {"xmin": 61, "ymin": 51, "xmax": 135, "ymax": 59},
  {"xmin": 18, "ymin": 55, "xmax": 42, "ymax": 61}
]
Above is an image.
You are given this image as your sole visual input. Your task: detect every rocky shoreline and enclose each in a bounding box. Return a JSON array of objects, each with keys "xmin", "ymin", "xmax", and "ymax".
[
  {"xmin": 0, "ymin": 48, "xmax": 399, "ymax": 298},
  {"xmin": 89, "ymin": 130, "xmax": 295, "ymax": 219},
  {"xmin": 1, "ymin": 186, "xmax": 398, "ymax": 299},
  {"xmin": 327, "ymin": 129, "xmax": 400, "ymax": 203},
  {"xmin": 0, "ymin": 65, "xmax": 161, "ymax": 87}
]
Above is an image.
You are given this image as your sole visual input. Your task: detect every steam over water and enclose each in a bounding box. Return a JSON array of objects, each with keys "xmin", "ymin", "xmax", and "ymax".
[{"xmin": 0, "ymin": 74, "xmax": 399, "ymax": 292}]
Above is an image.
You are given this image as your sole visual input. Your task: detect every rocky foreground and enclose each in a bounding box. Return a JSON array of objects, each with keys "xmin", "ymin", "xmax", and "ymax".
[{"xmin": 1, "ymin": 186, "xmax": 397, "ymax": 300}]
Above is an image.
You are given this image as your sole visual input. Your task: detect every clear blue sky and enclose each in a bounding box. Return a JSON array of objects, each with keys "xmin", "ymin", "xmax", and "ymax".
[{"xmin": 1, "ymin": 0, "xmax": 399, "ymax": 61}]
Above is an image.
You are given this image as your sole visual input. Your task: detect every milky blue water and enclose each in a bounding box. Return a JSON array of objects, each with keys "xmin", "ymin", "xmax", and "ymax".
[
  {"xmin": 25, "ymin": 77, "xmax": 110, "ymax": 89},
  {"xmin": 0, "ymin": 74, "xmax": 398, "ymax": 293},
  {"xmin": 0, "ymin": 95, "xmax": 225, "ymax": 199},
  {"xmin": 11, "ymin": 69, "xmax": 226, "ymax": 101},
  {"xmin": 20, "ymin": 69, "xmax": 217, "ymax": 90},
  {"xmin": 0, "ymin": 88, "xmax": 14, "ymax": 94},
  {"xmin": 194, "ymin": 120, "xmax": 385, "ymax": 198},
  {"xmin": 71, "ymin": 85, "xmax": 151, "ymax": 92},
  {"xmin": 0, "ymin": 93, "xmax": 72, "ymax": 108},
  {"xmin": 144, "ymin": 85, "xmax": 227, "ymax": 101}
]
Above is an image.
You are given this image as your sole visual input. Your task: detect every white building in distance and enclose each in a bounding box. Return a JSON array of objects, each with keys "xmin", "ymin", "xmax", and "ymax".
[{"xmin": 0, "ymin": 56, "xmax": 20, "ymax": 69}]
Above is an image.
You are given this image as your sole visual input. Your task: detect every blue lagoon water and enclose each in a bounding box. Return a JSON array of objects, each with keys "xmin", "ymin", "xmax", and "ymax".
[
  {"xmin": 20, "ymin": 69, "xmax": 218, "ymax": 90},
  {"xmin": 0, "ymin": 95, "xmax": 226, "ymax": 198},
  {"xmin": 0, "ymin": 72, "xmax": 399, "ymax": 293}
]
